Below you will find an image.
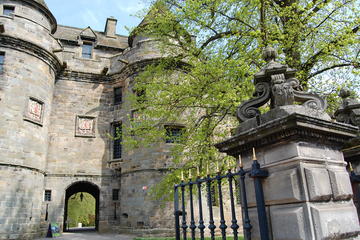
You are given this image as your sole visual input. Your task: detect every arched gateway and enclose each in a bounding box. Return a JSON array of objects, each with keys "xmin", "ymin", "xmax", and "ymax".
[{"xmin": 63, "ymin": 181, "xmax": 100, "ymax": 232}]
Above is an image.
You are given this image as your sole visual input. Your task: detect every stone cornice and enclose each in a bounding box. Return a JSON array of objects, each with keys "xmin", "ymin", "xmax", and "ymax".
[
  {"xmin": 58, "ymin": 70, "xmax": 111, "ymax": 83},
  {"xmin": 57, "ymin": 57, "xmax": 190, "ymax": 83},
  {"xmin": 216, "ymin": 113, "xmax": 359, "ymax": 157},
  {"xmin": 0, "ymin": 35, "xmax": 62, "ymax": 73},
  {"xmin": 0, "ymin": 163, "xmax": 46, "ymax": 175},
  {"xmin": 58, "ymin": 58, "xmax": 164, "ymax": 83}
]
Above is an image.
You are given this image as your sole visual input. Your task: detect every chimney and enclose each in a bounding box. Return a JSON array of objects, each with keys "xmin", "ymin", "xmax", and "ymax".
[{"xmin": 105, "ymin": 17, "xmax": 117, "ymax": 38}]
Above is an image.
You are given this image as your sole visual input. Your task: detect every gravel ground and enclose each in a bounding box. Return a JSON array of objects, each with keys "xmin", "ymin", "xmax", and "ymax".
[{"xmin": 36, "ymin": 231, "xmax": 136, "ymax": 240}]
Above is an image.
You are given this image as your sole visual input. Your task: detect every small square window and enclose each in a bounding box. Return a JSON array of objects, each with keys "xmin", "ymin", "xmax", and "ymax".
[
  {"xmin": 0, "ymin": 52, "xmax": 4, "ymax": 73},
  {"xmin": 112, "ymin": 189, "xmax": 119, "ymax": 201},
  {"xmin": 3, "ymin": 6, "xmax": 14, "ymax": 16},
  {"xmin": 44, "ymin": 190, "xmax": 52, "ymax": 201},
  {"xmin": 165, "ymin": 125, "xmax": 185, "ymax": 143},
  {"xmin": 114, "ymin": 87, "xmax": 122, "ymax": 105},
  {"xmin": 113, "ymin": 122, "xmax": 122, "ymax": 159},
  {"xmin": 82, "ymin": 42, "xmax": 93, "ymax": 59}
]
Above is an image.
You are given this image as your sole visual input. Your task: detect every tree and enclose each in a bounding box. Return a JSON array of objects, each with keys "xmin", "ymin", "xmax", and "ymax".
[{"xmin": 124, "ymin": 0, "xmax": 359, "ymax": 197}]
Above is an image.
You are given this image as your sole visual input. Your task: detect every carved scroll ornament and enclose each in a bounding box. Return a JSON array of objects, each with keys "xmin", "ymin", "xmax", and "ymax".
[{"xmin": 237, "ymin": 47, "xmax": 327, "ymax": 122}]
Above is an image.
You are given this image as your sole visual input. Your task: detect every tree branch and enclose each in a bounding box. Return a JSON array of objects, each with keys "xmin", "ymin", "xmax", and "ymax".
[
  {"xmin": 302, "ymin": 25, "xmax": 359, "ymax": 74},
  {"xmin": 308, "ymin": 63, "xmax": 356, "ymax": 79}
]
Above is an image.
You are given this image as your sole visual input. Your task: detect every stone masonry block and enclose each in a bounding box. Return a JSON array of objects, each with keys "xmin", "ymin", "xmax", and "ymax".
[
  {"xmin": 328, "ymin": 168, "xmax": 353, "ymax": 200},
  {"xmin": 264, "ymin": 142, "xmax": 299, "ymax": 165},
  {"xmin": 270, "ymin": 204, "xmax": 312, "ymax": 240},
  {"xmin": 248, "ymin": 207, "xmax": 272, "ymax": 240},
  {"xmin": 263, "ymin": 167, "xmax": 305, "ymax": 205},
  {"xmin": 246, "ymin": 167, "xmax": 304, "ymax": 207},
  {"xmin": 297, "ymin": 142, "xmax": 344, "ymax": 162},
  {"xmin": 311, "ymin": 202, "xmax": 360, "ymax": 239},
  {"xmin": 304, "ymin": 167, "xmax": 332, "ymax": 201}
]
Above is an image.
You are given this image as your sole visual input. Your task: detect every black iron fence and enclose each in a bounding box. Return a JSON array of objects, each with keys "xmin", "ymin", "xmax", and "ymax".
[{"xmin": 174, "ymin": 154, "xmax": 270, "ymax": 240}]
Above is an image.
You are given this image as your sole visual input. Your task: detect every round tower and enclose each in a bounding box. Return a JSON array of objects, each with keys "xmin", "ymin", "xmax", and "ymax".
[{"xmin": 0, "ymin": 0, "xmax": 60, "ymax": 239}]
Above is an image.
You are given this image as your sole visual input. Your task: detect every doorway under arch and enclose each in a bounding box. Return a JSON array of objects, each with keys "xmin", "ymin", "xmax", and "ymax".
[{"xmin": 63, "ymin": 181, "xmax": 100, "ymax": 232}]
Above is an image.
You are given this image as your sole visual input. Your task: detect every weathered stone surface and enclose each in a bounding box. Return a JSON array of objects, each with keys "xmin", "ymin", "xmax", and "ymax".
[
  {"xmin": 247, "ymin": 207, "xmax": 271, "ymax": 240},
  {"xmin": 270, "ymin": 203, "xmax": 312, "ymax": 240},
  {"xmin": 311, "ymin": 202, "xmax": 359, "ymax": 239},
  {"xmin": 304, "ymin": 167, "xmax": 332, "ymax": 201},
  {"xmin": 0, "ymin": 0, "xmax": 173, "ymax": 238},
  {"xmin": 328, "ymin": 167, "xmax": 353, "ymax": 200}
]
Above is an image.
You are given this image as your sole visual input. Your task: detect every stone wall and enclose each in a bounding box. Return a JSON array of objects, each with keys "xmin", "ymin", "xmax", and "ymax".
[
  {"xmin": 0, "ymin": 166, "xmax": 44, "ymax": 240},
  {"xmin": 0, "ymin": 0, "xmax": 193, "ymax": 237},
  {"xmin": 0, "ymin": 0, "xmax": 58, "ymax": 238},
  {"xmin": 45, "ymin": 72, "xmax": 121, "ymax": 231}
]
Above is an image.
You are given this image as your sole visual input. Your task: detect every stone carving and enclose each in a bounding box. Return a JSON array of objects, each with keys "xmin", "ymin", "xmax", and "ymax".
[
  {"xmin": 334, "ymin": 88, "xmax": 360, "ymax": 126},
  {"xmin": 24, "ymin": 97, "xmax": 44, "ymax": 125},
  {"xmin": 29, "ymin": 99, "xmax": 42, "ymax": 120},
  {"xmin": 237, "ymin": 46, "xmax": 326, "ymax": 122},
  {"xmin": 75, "ymin": 116, "xmax": 96, "ymax": 137}
]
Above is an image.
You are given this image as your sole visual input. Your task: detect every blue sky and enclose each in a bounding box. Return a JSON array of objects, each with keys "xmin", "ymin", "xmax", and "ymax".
[{"xmin": 46, "ymin": 0, "xmax": 150, "ymax": 36}]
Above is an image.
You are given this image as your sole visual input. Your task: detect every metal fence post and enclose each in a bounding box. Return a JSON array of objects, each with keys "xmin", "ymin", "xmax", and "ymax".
[
  {"xmin": 174, "ymin": 185, "xmax": 181, "ymax": 240},
  {"xmin": 249, "ymin": 159, "xmax": 269, "ymax": 240}
]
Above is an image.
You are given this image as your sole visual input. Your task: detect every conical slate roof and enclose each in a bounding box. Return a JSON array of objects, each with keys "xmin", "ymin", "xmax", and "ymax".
[{"xmin": 23, "ymin": 0, "xmax": 57, "ymax": 33}]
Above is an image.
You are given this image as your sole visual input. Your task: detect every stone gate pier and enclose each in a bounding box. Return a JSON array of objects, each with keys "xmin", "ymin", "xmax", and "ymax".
[{"xmin": 216, "ymin": 47, "xmax": 360, "ymax": 239}]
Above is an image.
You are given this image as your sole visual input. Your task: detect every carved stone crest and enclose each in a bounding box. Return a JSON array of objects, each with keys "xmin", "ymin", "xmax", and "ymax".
[
  {"xmin": 237, "ymin": 47, "xmax": 327, "ymax": 122},
  {"xmin": 24, "ymin": 97, "xmax": 44, "ymax": 125},
  {"xmin": 75, "ymin": 116, "xmax": 96, "ymax": 137}
]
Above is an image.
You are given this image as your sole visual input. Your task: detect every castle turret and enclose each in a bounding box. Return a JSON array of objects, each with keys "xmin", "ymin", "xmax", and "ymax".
[{"xmin": 0, "ymin": 0, "xmax": 61, "ymax": 239}]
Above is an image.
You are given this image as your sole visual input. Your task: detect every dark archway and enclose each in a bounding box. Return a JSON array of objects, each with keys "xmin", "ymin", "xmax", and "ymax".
[{"xmin": 63, "ymin": 181, "xmax": 100, "ymax": 232}]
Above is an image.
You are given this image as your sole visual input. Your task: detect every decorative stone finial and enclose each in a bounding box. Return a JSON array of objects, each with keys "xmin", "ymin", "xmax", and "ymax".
[
  {"xmin": 340, "ymin": 88, "xmax": 351, "ymax": 99},
  {"xmin": 334, "ymin": 88, "xmax": 360, "ymax": 126},
  {"xmin": 263, "ymin": 46, "xmax": 277, "ymax": 63},
  {"xmin": 236, "ymin": 47, "xmax": 327, "ymax": 122}
]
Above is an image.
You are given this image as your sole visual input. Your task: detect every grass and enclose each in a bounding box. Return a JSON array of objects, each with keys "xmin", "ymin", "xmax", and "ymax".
[{"xmin": 135, "ymin": 237, "xmax": 244, "ymax": 240}]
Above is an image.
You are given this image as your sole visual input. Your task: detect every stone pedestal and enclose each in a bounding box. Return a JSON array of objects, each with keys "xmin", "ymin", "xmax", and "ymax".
[{"xmin": 216, "ymin": 106, "xmax": 360, "ymax": 240}]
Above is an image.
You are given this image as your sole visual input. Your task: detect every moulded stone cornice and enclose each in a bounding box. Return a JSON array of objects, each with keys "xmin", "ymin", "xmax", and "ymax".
[
  {"xmin": 0, "ymin": 35, "xmax": 62, "ymax": 73},
  {"xmin": 0, "ymin": 163, "xmax": 46, "ymax": 175},
  {"xmin": 59, "ymin": 70, "xmax": 111, "ymax": 82},
  {"xmin": 57, "ymin": 57, "xmax": 190, "ymax": 83},
  {"xmin": 215, "ymin": 112, "xmax": 358, "ymax": 157}
]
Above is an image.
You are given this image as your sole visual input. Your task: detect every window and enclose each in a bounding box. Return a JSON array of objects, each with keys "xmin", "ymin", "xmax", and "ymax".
[
  {"xmin": 165, "ymin": 125, "xmax": 185, "ymax": 143},
  {"xmin": 134, "ymin": 89, "xmax": 146, "ymax": 103},
  {"xmin": 82, "ymin": 42, "xmax": 93, "ymax": 59},
  {"xmin": 44, "ymin": 190, "xmax": 52, "ymax": 201},
  {"xmin": 0, "ymin": 52, "xmax": 4, "ymax": 73},
  {"xmin": 113, "ymin": 122, "xmax": 122, "ymax": 159},
  {"xmin": 3, "ymin": 6, "xmax": 14, "ymax": 16},
  {"xmin": 112, "ymin": 189, "xmax": 120, "ymax": 201},
  {"xmin": 114, "ymin": 87, "xmax": 122, "ymax": 105}
]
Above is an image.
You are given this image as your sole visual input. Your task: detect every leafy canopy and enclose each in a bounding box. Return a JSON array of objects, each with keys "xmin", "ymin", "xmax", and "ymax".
[{"xmin": 124, "ymin": 0, "xmax": 359, "ymax": 197}]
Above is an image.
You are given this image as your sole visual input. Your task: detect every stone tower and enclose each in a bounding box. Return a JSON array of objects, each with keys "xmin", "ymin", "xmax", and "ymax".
[
  {"xmin": 0, "ymin": 0, "xmax": 61, "ymax": 239},
  {"xmin": 0, "ymin": 0, "xmax": 179, "ymax": 238}
]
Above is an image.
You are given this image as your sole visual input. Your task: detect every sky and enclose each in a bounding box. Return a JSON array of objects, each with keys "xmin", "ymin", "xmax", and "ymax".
[{"xmin": 45, "ymin": 0, "xmax": 151, "ymax": 36}]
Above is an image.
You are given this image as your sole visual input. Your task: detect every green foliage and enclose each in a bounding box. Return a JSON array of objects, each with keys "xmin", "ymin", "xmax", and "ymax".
[
  {"xmin": 67, "ymin": 193, "xmax": 96, "ymax": 228},
  {"xmin": 125, "ymin": 0, "xmax": 359, "ymax": 200}
]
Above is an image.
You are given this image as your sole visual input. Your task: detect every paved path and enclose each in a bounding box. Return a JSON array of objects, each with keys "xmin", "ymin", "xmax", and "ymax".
[{"xmin": 36, "ymin": 232, "xmax": 136, "ymax": 240}]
